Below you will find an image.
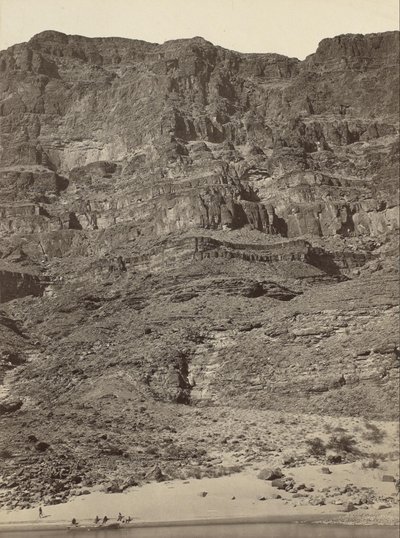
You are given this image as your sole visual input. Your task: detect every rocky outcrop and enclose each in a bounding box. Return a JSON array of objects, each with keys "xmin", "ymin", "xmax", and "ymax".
[
  {"xmin": 186, "ymin": 272, "xmax": 399, "ymax": 416},
  {"xmin": 0, "ymin": 31, "xmax": 398, "ymax": 250},
  {"xmin": 0, "ymin": 265, "xmax": 46, "ymax": 303}
]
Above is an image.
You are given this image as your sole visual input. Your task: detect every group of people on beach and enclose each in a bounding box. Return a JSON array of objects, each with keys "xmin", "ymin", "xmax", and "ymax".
[
  {"xmin": 68, "ymin": 513, "xmax": 133, "ymax": 527},
  {"xmin": 116, "ymin": 512, "xmax": 133, "ymax": 524},
  {"xmin": 38, "ymin": 507, "xmax": 132, "ymax": 527},
  {"xmin": 93, "ymin": 513, "xmax": 132, "ymax": 525},
  {"xmin": 37, "ymin": 478, "xmax": 400, "ymax": 528}
]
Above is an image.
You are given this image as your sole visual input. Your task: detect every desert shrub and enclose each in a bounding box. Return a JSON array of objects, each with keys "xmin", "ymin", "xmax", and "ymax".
[
  {"xmin": 190, "ymin": 467, "xmax": 202, "ymax": 479},
  {"xmin": 361, "ymin": 458, "xmax": 380, "ymax": 469},
  {"xmin": 362, "ymin": 422, "xmax": 386, "ymax": 444},
  {"xmin": 282, "ymin": 453, "xmax": 296, "ymax": 466},
  {"xmin": 327, "ymin": 433, "xmax": 358, "ymax": 454},
  {"xmin": 305, "ymin": 437, "xmax": 326, "ymax": 456}
]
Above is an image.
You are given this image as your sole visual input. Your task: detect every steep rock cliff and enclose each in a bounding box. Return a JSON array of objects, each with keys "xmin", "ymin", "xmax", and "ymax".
[{"xmin": 0, "ymin": 30, "xmax": 398, "ymax": 509}]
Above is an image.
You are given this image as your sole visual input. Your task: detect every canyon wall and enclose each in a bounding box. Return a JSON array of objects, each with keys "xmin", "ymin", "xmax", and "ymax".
[{"xmin": 0, "ymin": 30, "xmax": 398, "ymax": 421}]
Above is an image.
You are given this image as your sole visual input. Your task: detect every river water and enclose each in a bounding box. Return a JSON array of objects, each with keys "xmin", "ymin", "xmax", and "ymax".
[{"xmin": 0, "ymin": 523, "xmax": 398, "ymax": 538}]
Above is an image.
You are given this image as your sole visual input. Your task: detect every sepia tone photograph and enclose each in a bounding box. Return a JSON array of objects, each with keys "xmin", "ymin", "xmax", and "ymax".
[{"xmin": 0, "ymin": 0, "xmax": 399, "ymax": 536}]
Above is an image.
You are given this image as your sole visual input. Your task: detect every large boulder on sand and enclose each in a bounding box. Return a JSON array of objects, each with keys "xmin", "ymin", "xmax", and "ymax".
[
  {"xmin": 271, "ymin": 478, "xmax": 287, "ymax": 490},
  {"xmin": 257, "ymin": 468, "xmax": 284, "ymax": 481},
  {"xmin": 338, "ymin": 502, "xmax": 356, "ymax": 512}
]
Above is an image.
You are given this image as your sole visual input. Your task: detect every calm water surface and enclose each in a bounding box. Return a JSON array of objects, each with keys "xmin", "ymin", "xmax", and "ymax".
[{"xmin": 1, "ymin": 524, "xmax": 398, "ymax": 538}]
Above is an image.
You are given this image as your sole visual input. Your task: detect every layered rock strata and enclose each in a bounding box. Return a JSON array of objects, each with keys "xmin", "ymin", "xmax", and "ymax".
[{"xmin": 0, "ymin": 30, "xmax": 398, "ymax": 509}]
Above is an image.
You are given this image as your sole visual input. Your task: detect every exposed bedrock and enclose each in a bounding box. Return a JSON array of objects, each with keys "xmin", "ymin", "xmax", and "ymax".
[
  {"xmin": 0, "ymin": 30, "xmax": 398, "ymax": 424},
  {"xmin": 0, "ymin": 29, "xmax": 398, "ymax": 258},
  {"xmin": 0, "ymin": 266, "xmax": 46, "ymax": 303}
]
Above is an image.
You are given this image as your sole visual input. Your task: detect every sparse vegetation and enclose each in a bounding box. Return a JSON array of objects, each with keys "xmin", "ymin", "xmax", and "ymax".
[
  {"xmin": 305, "ymin": 437, "xmax": 326, "ymax": 456},
  {"xmin": 327, "ymin": 433, "xmax": 358, "ymax": 454},
  {"xmin": 362, "ymin": 422, "xmax": 387, "ymax": 444},
  {"xmin": 361, "ymin": 458, "xmax": 380, "ymax": 469}
]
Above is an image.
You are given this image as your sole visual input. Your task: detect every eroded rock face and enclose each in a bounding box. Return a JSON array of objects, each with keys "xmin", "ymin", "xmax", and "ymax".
[
  {"xmin": 0, "ymin": 31, "xmax": 398, "ymax": 506},
  {"xmin": 0, "ymin": 29, "xmax": 398, "ymax": 396},
  {"xmin": 0, "ymin": 264, "xmax": 46, "ymax": 303},
  {"xmin": 0, "ymin": 30, "xmax": 398, "ymax": 248}
]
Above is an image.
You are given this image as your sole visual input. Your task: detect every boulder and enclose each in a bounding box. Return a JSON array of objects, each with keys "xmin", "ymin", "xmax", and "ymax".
[
  {"xmin": 282, "ymin": 455, "xmax": 296, "ymax": 466},
  {"xmin": 374, "ymin": 503, "xmax": 390, "ymax": 510},
  {"xmin": 352, "ymin": 494, "xmax": 371, "ymax": 505},
  {"xmin": 102, "ymin": 481, "xmax": 123, "ymax": 493},
  {"xmin": 309, "ymin": 495, "xmax": 326, "ymax": 506},
  {"xmin": 122, "ymin": 477, "xmax": 139, "ymax": 490},
  {"xmin": 271, "ymin": 478, "xmax": 287, "ymax": 490},
  {"xmin": 0, "ymin": 399, "xmax": 23, "ymax": 415},
  {"xmin": 321, "ymin": 467, "xmax": 332, "ymax": 474},
  {"xmin": 257, "ymin": 468, "xmax": 284, "ymax": 481},
  {"xmin": 338, "ymin": 502, "xmax": 356, "ymax": 512},
  {"xmin": 381, "ymin": 475, "xmax": 395, "ymax": 482},
  {"xmin": 327, "ymin": 454, "xmax": 342, "ymax": 464},
  {"xmin": 48, "ymin": 496, "xmax": 63, "ymax": 505},
  {"xmin": 35, "ymin": 441, "xmax": 50, "ymax": 452},
  {"xmin": 100, "ymin": 445, "xmax": 124, "ymax": 456},
  {"xmin": 146, "ymin": 465, "xmax": 167, "ymax": 483}
]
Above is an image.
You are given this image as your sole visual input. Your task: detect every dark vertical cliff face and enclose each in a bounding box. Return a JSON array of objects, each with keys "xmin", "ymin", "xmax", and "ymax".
[
  {"xmin": 0, "ymin": 268, "xmax": 45, "ymax": 303},
  {"xmin": 0, "ymin": 31, "xmax": 398, "ymax": 508}
]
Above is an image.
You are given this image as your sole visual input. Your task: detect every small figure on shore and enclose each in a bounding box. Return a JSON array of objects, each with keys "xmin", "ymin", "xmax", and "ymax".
[
  {"xmin": 71, "ymin": 518, "xmax": 78, "ymax": 527},
  {"xmin": 102, "ymin": 515, "xmax": 108, "ymax": 525},
  {"xmin": 94, "ymin": 515, "xmax": 100, "ymax": 524},
  {"xmin": 117, "ymin": 512, "xmax": 123, "ymax": 521},
  {"xmin": 38, "ymin": 507, "xmax": 43, "ymax": 518}
]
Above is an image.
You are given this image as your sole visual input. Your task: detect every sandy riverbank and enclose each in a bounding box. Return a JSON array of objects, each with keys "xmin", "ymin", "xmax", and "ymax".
[{"xmin": 0, "ymin": 462, "xmax": 398, "ymax": 532}]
